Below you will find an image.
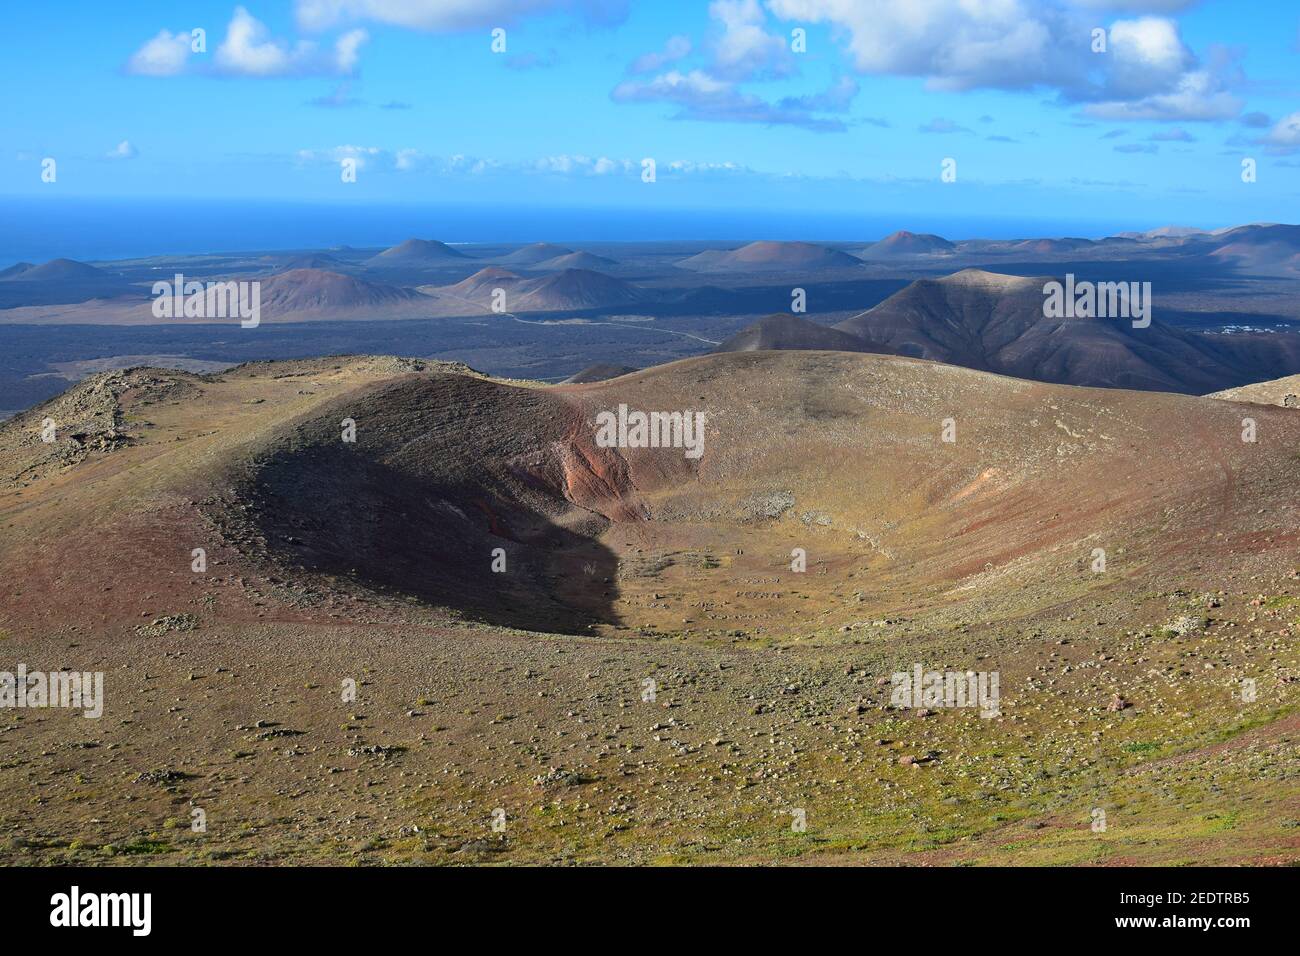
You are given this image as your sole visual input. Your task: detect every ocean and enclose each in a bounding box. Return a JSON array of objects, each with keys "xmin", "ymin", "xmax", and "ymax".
[{"xmin": 0, "ymin": 196, "xmax": 1131, "ymax": 267}]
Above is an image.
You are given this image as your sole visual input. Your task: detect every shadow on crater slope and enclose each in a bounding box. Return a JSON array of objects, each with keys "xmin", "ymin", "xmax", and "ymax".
[{"xmin": 226, "ymin": 373, "xmax": 638, "ymax": 634}]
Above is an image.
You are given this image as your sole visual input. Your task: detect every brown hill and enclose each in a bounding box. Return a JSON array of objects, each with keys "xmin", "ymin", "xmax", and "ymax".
[
  {"xmin": 535, "ymin": 251, "xmax": 619, "ymax": 271},
  {"xmin": 1116, "ymin": 226, "xmax": 1207, "ymax": 240},
  {"xmin": 1, "ymin": 258, "xmax": 111, "ymax": 281},
  {"xmin": 560, "ymin": 363, "xmax": 640, "ymax": 384},
  {"xmin": 514, "ymin": 269, "xmax": 642, "ymax": 310},
  {"xmin": 8, "ymin": 350, "xmax": 1295, "ymax": 637},
  {"xmin": 500, "ymin": 242, "xmax": 573, "ymax": 265},
  {"xmin": 367, "ymin": 238, "xmax": 469, "ymax": 265},
  {"xmin": 1207, "ymin": 224, "xmax": 1300, "ymax": 274},
  {"xmin": 1008, "ymin": 237, "xmax": 1095, "ymax": 254},
  {"xmin": 1209, "ymin": 373, "xmax": 1300, "ymax": 408},
  {"xmin": 714, "ymin": 313, "xmax": 873, "ymax": 353},
  {"xmin": 258, "ymin": 269, "xmax": 430, "ymax": 316},
  {"xmin": 1, "ymin": 351, "xmax": 1297, "ymax": 866},
  {"xmin": 441, "ymin": 266, "xmax": 525, "ymax": 299},
  {"xmin": 428, "ymin": 267, "xmax": 642, "ymax": 313},
  {"xmin": 833, "ymin": 268, "xmax": 1300, "ymax": 393},
  {"xmin": 514, "ymin": 268, "xmax": 643, "ymax": 311},
  {"xmin": 677, "ymin": 240, "xmax": 861, "ymax": 272},
  {"xmin": 859, "ymin": 231, "xmax": 955, "ymax": 258}
]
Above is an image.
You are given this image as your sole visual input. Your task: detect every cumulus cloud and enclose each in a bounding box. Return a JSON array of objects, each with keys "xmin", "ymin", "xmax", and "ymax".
[
  {"xmin": 299, "ymin": 147, "xmax": 506, "ymax": 175},
  {"xmin": 709, "ymin": 0, "xmax": 792, "ymax": 79},
  {"xmin": 394, "ymin": 148, "xmax": 421, "ymax": 171},
  {"xmin": 296, "ymin": 144, "xmax": 383, "ymax": 170},
  {"xmin": 611, "ymin": 69, "xmax": 845, "ymax": 132},
  {"xmin": 216, "ymin": 7, "xmax": 367, "ymax": 76},
  {"xmin": 536, "ymin": 155, "xmax": 745, "ymax": 176},
  {"xmin": 294, "ymin": 0, "xmax": 627, "ymax": 32},
  {"xmin": 304, "ymin": 146, "xmax": 745, "ymax": 180},
  {"xmin": 665, "ymin": 160, "xmax": 746, "ymax": 175},
  {"xmin": 216, "ymin": 7, "xmax": 310, "ymax": 75},
  {"xmin": 610, "ymin": 0, "xmax": 854, "ymax": 135},
  {"xmin": 767, "ymin": 0, "xmax": 1073, "ymax": 92},
  {"xmin": 399, "ymin": 152, "xmax": 501, "ymax": 174},
  {"xmin": 624, "ymin": 0, "xmax": 792, "ymax": 84},
  {"xmin": 617, "ymin": 1, "xmax": 805, "ymax": 125},
  {"xmin": 128, "ymin": 8, "xmax": 367, "ymax": 78},
  {"xmin": 1258, "ymin": 112, "xmax": 1300, "ymax": 155},
  {"xmin": 534, "ymin": 154, "xmax": 632, "ymax": 175},
  {"xmin": 1082, "ymin": 67, "xmax": 1242, "ymax": 121},
  {"xmin": 334, "ymin": 28, "xmax": 368, "ymax": 71},
  {"xmin": 614, "ymin": 69, "xmax": 729, "ymax": 103},
  {"xmin": 1100, "ymin": 17, "xmax": 1191, "ymax": 99},
  {"xmin": 1149, "ymin": 126, "xmax": 1195, "ymax": 141},
  {"xmin": 125, "ymin": 29, "xmax": 194, "ymax": 76},
  {"xmin": 1069, "ymin": 0, "xmax": 1199, "ymax": 9},
  {"xmin": 777, "ymin": 75, "xmax": 858, "ymax": 112},
  {"xmin": 629, "ymin": 35, "xmax": 692, "ymax": 74},
  {"xmin": 764, "ymin": 1, "xmax": 1245, "ymax": 122},
  {"xmin": 105, "ymin": 140, "xmax": 138, "ymax": 160}
]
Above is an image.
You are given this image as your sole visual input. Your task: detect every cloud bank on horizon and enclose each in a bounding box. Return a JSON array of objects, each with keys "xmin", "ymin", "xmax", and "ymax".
[{"xmin": 3, "ymin": 0, "xmax": 1298, "ymax": 228}]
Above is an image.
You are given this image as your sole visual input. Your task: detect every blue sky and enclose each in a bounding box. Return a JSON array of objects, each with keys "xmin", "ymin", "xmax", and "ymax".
[{"xmin": 3, "ymin": 0, "xmax": 1299, "ymax": 236}]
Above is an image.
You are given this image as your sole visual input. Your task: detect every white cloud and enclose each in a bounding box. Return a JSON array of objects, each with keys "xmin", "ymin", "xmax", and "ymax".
[
  {"xmin": 764, "ymin": 0, "xmax": 1244, "ymax": 122},
  {"xmin": 216, "ymin": 7, "xmax": 303, "ymax": 75},
  {"xmin": 214, "ymin": 6, "xmax": 365, "ymax": 76},
  {"xmin": 1102, "ymin": 16, "xmax": 1191, "ymax": 98},
  {"xmin": 296, "ymin": 144, "xmax": 383, "ymax": 169},
  {"xmin": 766, "ymin": 0, "xmax": 1068, "ymax": 90},
  {"xmin": 629, "ymin": 35, "xmax": 692, "ymax": 74},
  {"xmin": 612, "ymin": 69, "xmax": 847, "ymax": 132},
  {"xmin": 129, "ymin": 8, "xmax": 366, "ymax": 78},
  {"xmin": 394, "ymin": 148, "xmax": 422, "ymax": 171},
  {"xmin": 294, "ymin": 0, "xmax": 627, "ymax": 32},
  {"xmin": 531, "ymin": 155, "xmax": 741, "ymax": 176},
  {"xmin": 614, "ymin": 69, "xmax": 732, "ymax": 102},
  {"xmin": 125, "ymin": 29, "xmax": 194, "ymax": 76},
  {"xmin": 665, "ymin": 160, "xmax": 745, "ymax": 174},
  {"xmin": 710, "ymin": 0, "xmax": 792, "ymax": 79},
  {"xmin": 1070, "ymin": 0, "xmax": 1199, "ymax": 9},
  {"xmin": 445, "ymin": 154, "xmax": 499, "ymax": 174},
  {"xmin": 334, "ymin": 28, "xmax": 369, "ymax": 72},
  {"xmin": 1259, "ymin": 111, "xmax": 1300, "ymax": 154},
  {"xmin": 1083, "ymin": 69, "xmax": 1242, "ymax": 121},
  {"xmin": 1108, "ymin": 17, "xmax": 1187, "ymax": 72},
  {"xmin": 777, "ymin": 75, "xmax": 858, "ymax": 112},
  {"xmin": 305, "ymin": 147, "xmax": 501, "ymax": 174},
  {"xmin": 106, "ymin": 140, "xmax": 138, "ymax": 160},
  {"xmin": 533, "ymin": 154, "xmax": 630, "ymax": 175}
]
